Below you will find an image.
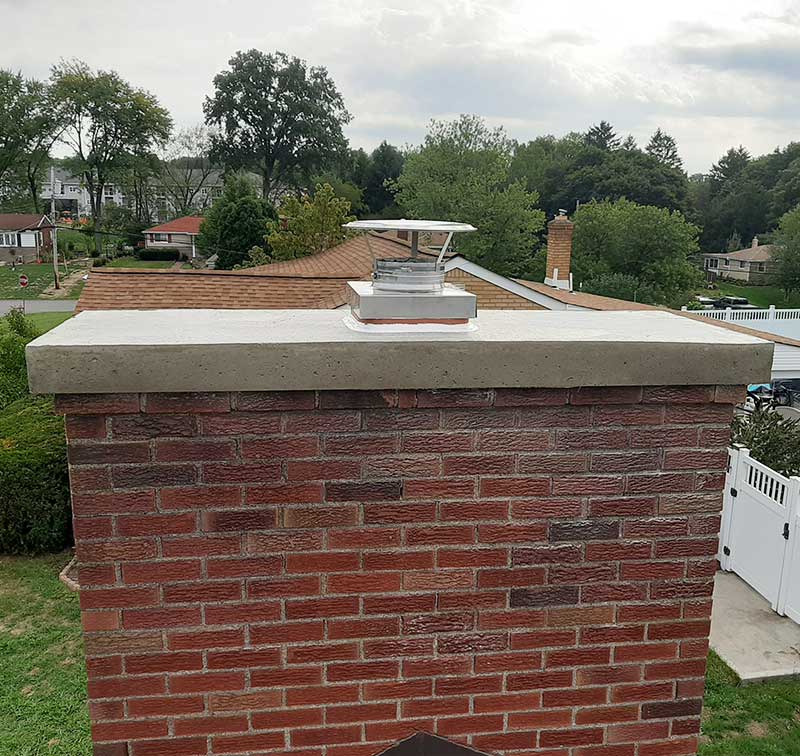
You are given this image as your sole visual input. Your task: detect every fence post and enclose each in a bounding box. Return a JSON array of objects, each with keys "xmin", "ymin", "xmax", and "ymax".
[
  {"xmin": 776, "ymin": 475, "xmax": 800, "ymax": 616},
  {"xmin": 719, "ymin": 445, "xmax": 745, "ymax": 571},
  {"xmin": 769, "ymin": 304, "xmax": 776, "ymax": 321}
]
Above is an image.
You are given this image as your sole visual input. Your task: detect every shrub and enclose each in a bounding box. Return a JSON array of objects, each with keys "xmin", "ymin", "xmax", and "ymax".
[
  {"xmin": 0, "ymin": 396, "xmax": 71, "ymax": 554},
  {"xmin": 731, "ymin": 407, "xmax": 800, "ymax": 477},
  {"xmin": 138, "ymin": 247, "xmax": 182, "ymax": 261},
  {"xmin": 0, "ymin": 309, "xmax": 39, "ymax": 410},
  {"xmin": 91, "ymin": 256, "xmax": 109, "ymax": 267}
]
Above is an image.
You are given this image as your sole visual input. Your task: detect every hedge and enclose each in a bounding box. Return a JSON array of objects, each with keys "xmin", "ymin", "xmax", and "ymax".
[
  {"xmin": 138, "ymin": 247, "xmax": 183, "ymax": 261},
  {"xmin": 0, "ymin": 396, "xmax": 72, "ymax": 554}
]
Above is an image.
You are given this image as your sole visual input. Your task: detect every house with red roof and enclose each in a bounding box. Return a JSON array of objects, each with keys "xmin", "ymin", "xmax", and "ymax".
[
  {"xmin": 143, "ymin": 216, "xmax": 204, "ymax": 259},
  {"xmin": 0, "ymin": 213, "xmax": 52, "ymax": 263}
]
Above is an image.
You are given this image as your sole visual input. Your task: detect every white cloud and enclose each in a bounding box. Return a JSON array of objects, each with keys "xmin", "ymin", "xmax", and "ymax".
[{"xmin": 2, "ymin": 0, "xmax": 800, "ymax": 172}]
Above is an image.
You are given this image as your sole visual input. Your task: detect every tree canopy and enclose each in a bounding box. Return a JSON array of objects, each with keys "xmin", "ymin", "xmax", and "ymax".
[
  {"xmin": 196, "ymin": 175, "xmax": 276, "ymax": 269},
  {"xmin": 510, "ymin": 127, "xmax": 689, "ymax": 219},
  {"xmin": 204, "ymin": 50, "xmax": 351, "ymax": 201},
  {"xmin": 570, "ymin": 199, "xmax": 702, "ymax": 307},
  {"xmin": 51, "ymin": 60, "xmax": 171, "ymax": 249},
  {"xmin": 773, "ymin": 206, "xmax": 800, "ymax": 296},
  {"xmin": 267, "ymin": 183, "xmax": 355, "ymax": 261},
  {"xmin": 394, "ymin": 115, "xmax": 544, "ymax": 277},
  {"xmin": 646, "ymin": 128, "xmax": 683, "ymax": 170}
]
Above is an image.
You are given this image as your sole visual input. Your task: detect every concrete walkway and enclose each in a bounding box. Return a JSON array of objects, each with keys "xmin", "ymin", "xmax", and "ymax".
[{"xmin": 711, "ymin": 572, "xmax": 800, "ymax": 683}]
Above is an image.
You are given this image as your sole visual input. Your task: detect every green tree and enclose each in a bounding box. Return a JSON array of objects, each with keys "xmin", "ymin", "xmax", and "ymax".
[
  {"xmin": 571, "ymin": 199, "xmax": 702, "ymax": 307},
  {"xmin": 511, "ymin": 133, "xmax": 688, "ymax": 218},
  {"xmin": 204, "ymin": 50, "xmax": 351, "ymax": 200},
  {"xmin": 196, "ymin": 175, "xmax": 276, "ymax": 269},
  {"xmin": 51, "ymin": 60, "xmax": 171, "ymax": 252},
  {"xmin": 267, "ymin": 183, "xmax": 355, "ymax": 261},
  {"xmin": 394, "ymin": 115, "xmax": 544, "ymax": 276},
  {"xmin": 773, "ymin": 205, "xmax": 800, "ymax": 295},
  {"xmin": 584, "ymin": 120, "xmax": 620, "ymax": 151},
  {"xmin": 0, "ymin": 71, "xmax": 62, "ymax": 211},
  {"xmin": 646, "ymin": 128, "xmax": 683, "ymax": 170},
  {"xmin": 158, "ymin": 125, "xmax": 217, "ymax": 217},
  {"xmin": 363, "ymin": 141, "xmax": 405, "ymax": 216}
]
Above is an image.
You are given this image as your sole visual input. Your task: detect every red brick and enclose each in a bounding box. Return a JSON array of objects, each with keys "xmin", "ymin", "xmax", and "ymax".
[
  {"xmin": 57, "ymin": 393, "xmax": 139, "ymax": 415},
  {"xmin": 168, "ymin": 628, "xmax": 245, "ymax": 650},
  {"xmin": 478, "ymin": 568, "xmax": 546, "ymax": 589},
  {"xmin": 66, "ymin": 415, "xmax": 107, "ymax": 439},
  {"xmin": 403, "ymin": 570, "xmax": 473, "ymax": 591},
  {"xmin": 202, "ymin": 462, "xmax": 281, "ymax": 484},
  {"xmin": 284, "ymin": 410, "xmax": 361, "ymax": 433},
  {"xmin": 540, "ymin": 728, "xmax": 605, "ymax": 747},
  {"xmin": 365, "ymin": 550, "xmax": 434, "ymax": 570},
  {"xmin": 112, "ymin": 464, "xmax": 197, "ymax": 489},
  {"xmin": 365, "ymin": 502, "xmax": 436, "ymax": 524},
  {"xmin": 405, "ymin": 479, "xmax": 476, "ymax": 499},
  {"xmin": 144, "ymin": 392, "xmax": 231, "ymax": 414},
  {"xmin": 286, "ymin": 597, "xmax": 360, "ymax": 620},
  {"xmin": 328, "ymin": 572, "xmax": 402, "ymax": 593},
  {"xmin": 128, "ymin": 695, "xmax": 205, "ymax": 717},
  {"xmin": 169, "ymin": 671, "xmax": 245, "ymax": 694},
  {"xmin": 72, "ymin": 490, "xmax": 155, "ymax": 516},
  {"xmin": 402, "ymin": 432, "xmax": 473, "ymax": 453},
  {"xmin": 207, "ymin": 648, "xmax": 281, "ymax": 669},
  {"xmin": 284, "ymin": 506, "xmax": 358, "ymax": 529},
  {"xmin": 155, "ymin": 438, "xmax": 235, "ymax": 462},
  {"xmin": 241, "ymin": 436, "xmax": 319, "ymax": 459},
  {"xmin": 207, "ymin": 557, "xmax": 281, "ymax": 579},
  {"xmin": 250, "ymin": 621, "xmax": 323, "ymax": 645},
  {"xmin": 162, "ymin": 535, "xmax": 241, "ymax": 558},
  {"xmin": 246, "ymin": 482, "xmax": 323, "ymax": 504},
  {"xmin": 204, "ymin": 602, "xmax": 280, "ymax": 625},
  {"xmin": 288, "ymin": 459, "xmax": 363, "ymax": 480},
  {"xmin": 160, "ymin": 486, "xmax": 241, "ymax": 510},
  {"xmin": 480, "ymin": 476, "xmax": 551, "ymax": 498},
  {"xmin": 126, "ymin": 652, "xmax": 203, "ymax": 674},
  {"xmin": 123, "ymin": 560, "xmax": 202, "ymax": 585},
  {"xmin": 123, "ymin": 607, "xmax": 200, "ymax": 629},
  {"xmin": 248, "ymin": 529, "xmax": 323, "ymax": 552},
  {"xmin": 248, "ymin": 575, "xmax": 320, "ymax": 600}
]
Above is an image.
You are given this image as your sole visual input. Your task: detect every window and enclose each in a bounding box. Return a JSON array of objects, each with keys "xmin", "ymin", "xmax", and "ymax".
[
  {"xmin": 739, "ymin": 261, "xmax": 747, "ymax": 269},
  {"xmin": 707, "ymin": 258, "xmax": 718, "ymax": 269},
  {"xmin": 69, "ymin": 185, "xmax": 81, "ymax": 193},
  {"xmin": 724, "ymin": 259, "xmax": 730, "ymax": 267},
  {"xmin": 758, "ymin": 262, "xmax": 766, "ymax": 272},
  {"xmin": 0, "ymin": 232, "xmax": 17, "ymax": 246},
  {"xmin": 152, "ymin": 233, "xmax": 169, "ymax": 242},
  {"xmin": 105, "ymin": 185, "xmax": 114, "ymax": 196}
]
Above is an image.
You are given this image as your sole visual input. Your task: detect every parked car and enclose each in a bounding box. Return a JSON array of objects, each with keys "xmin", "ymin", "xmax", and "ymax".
[{"xmin": 713, "ymin": 296, "xmax": 758, "ymax": 310}]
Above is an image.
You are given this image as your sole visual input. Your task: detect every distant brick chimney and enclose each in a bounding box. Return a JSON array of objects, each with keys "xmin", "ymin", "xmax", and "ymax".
[{"xmin": 544, "ymin": 213, "xmax": 574, "ymax": 291}]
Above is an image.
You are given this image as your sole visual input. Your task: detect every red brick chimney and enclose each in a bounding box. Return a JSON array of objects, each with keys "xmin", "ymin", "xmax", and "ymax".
[
  {"xmin": 25, "ymin": 308, "xmax": 772, "ymax": 756},
  {"xmin": 544, "ymin": 213, "xmax": 574, "ymax": 291}
]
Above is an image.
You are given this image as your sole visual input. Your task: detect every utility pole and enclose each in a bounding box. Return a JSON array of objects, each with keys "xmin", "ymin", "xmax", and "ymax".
[{"xmin": 50, "ymin": 165, "xmax": 60, "ymax": 289}]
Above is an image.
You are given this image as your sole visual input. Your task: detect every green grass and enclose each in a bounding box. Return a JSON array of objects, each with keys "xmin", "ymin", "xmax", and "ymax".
[
  {"xmin": 25, "ymin": 312, "xmax": 72, "ymax": 333},
  {"xmin": 699, "ymin": 651, "xmax": 800, "ymax": 754},
  {"xmin": 0, "ymin": 264, "xmax": 60, "ymax": 299},
  {"xmin": 0, "ymin": 554, "xmax": 91, "ymax": 756},
  {"xmin": 105, "ymin": 256, "xmax": 173, "ymax": 269},
  {"xmin": 715, "ymin": 282, "xmax": 800, "ymax": 309}
]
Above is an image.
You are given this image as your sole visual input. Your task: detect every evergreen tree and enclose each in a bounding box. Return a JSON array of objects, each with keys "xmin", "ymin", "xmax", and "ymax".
[
  {"xmin": 196, "ymin": 175, "xmax": 276, "ymax": 269},
  {"xmin": 621, "ymin": 135, "xmax": 638, "ymax": 151},
  {"xmin": 646, "ymin": 128, "xmax": 683, "ymax": 169},
  {"xmin": 584, "ymin": 121, "xmax": 620, "ymax": 151}
]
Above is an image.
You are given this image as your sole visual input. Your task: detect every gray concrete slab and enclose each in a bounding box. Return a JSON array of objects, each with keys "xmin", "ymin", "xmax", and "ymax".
[
  {"xmin": 711, "ymin": 572, "xmax": 800, "ymax": 683},
  {"xmin": 25, "ymin": 308, "xmax": 773, "ymax": 395}
]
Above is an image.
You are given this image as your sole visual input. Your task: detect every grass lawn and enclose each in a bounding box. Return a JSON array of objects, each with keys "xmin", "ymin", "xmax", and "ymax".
[
  {"xmin": 0, "ymin": 554, "xmax": 91, "ymax": 756},
  {"xmin": 0, "ymin": 264, "xmax": 60, "ymax": 299},
  {"xmin": 0, "ymin": 556, "xmax": 798, "ymax": 754},
  {"xmin": 700, "ymin": 652, "xmax": 800, "ymax": 754},
  {"xmin": 25, "ymin": 312, "xmax": 73, "ymax": 333},
  {"xmin": 105, "ymin": 256, "xmax": 174, "ymax": 269},
  {"xmin": 715, "ymin": 281, "xmax": 800, "ymax": 309}
]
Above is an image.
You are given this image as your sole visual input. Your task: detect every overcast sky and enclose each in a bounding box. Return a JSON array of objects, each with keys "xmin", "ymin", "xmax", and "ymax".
[{"xmin": 3, "ymin": 0, "xmax": 800, "ymax": 173}]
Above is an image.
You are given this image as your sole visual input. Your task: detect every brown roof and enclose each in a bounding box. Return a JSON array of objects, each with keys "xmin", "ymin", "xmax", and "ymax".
[
  {"xmin": 704, "ymin": 246, "xmax": 775, "ymax": 262},
  {"xmin": 144, "ymin": 217, "xmax": 204, "ymax": 235},
  {"xmin": 76, "ymin": 268, "xmax": 349, "ymax": 313},
  {"xmin": 0, "ymin": 213, "xmax": 49, "ymax": 231},
  {"xmin": 250, "ymin": 233, "xmax": 430, "ymax": 278},
  {"xmin": 515, "ymin": 279, "xmax": 656, "ymax": 311}
]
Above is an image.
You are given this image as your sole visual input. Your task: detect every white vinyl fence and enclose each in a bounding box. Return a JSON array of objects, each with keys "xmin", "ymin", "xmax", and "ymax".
[{"xmin": 719, "ymin": 447, "xmax": 800, "ymax": 623}]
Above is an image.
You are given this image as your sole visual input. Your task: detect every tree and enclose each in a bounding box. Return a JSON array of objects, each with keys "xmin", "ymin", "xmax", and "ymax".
[
  {"xmin": 646, "ymin": 128, "xmax": 683, "ymax": 170},
  {"xmin": 710, "ymin": 146, "xmax": 750, "ymax": 187},
  {"xmin": 773, "ymin": 205, "xmax": 800, "ymax": 295},
  {"xmin": 363, "ymin": 141, "xmax": 405, "ymax": 216},
  {"xmin": 267, "ymin": 183, "xmax": 355, "ymax": 261},
  {"xmin": 51, "ymin": 60, "xmax": 172, "ymax": 252},
  {"xmin": 0, "ymin": 71, "xmax": 63, "ymax": 211},
  {"xmin": 204, "ymin": 50, "xmax": 351, "ymax": 200},
  {"xmin": 584, "ymin": 120, "xmax": 620, "ymax": 151},
  {"xmin": 621, "ymin": 135, "xmax": 638, "ymax": 151},
  {"xmin": 158, "ymin": 126, "xmax": 217, "ymax": 217},
  {"xmin": 394, "ymin": 115, "xmax": 544, "ymax": 277},
  {"xmin": 571, "ymin": 199, "xmax": 702, "ymax": 307},
  {"xmin": 511, "ymin": 133, "xmax": 689, "ymax": 218},
  {"xmin": 196, "ymin": 175, "xmax": 276, "ymax": 269}
]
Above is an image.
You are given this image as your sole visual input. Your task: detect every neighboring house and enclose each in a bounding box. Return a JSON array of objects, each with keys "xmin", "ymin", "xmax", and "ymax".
[
  {"xmin": 41, "ymin": 166, "xmax": 251, "ymax": 222},
  {"xmin": 0, "ymin": 213, "xmax": 52, "ymax": 263},
  {"xmin": 702, "ymin": 238, "xmax": 775, "ymax": 283},
  {"xmin": 142, "ymin": 217, "xmax": 204, "ymax": 259},
  {"xmin": 76, "ymin": 215, "xmax": 800, "ymax": 379}
]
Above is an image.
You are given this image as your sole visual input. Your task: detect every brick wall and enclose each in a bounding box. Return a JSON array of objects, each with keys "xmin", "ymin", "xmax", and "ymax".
[
  {"xmin": 545, "ymin": 217, "xmax": 574, "ymax": 284},
  {"xmin": 445, "ymin": 270, "xmax": 544, "ymax": 310},
  {"xmin": 61, "ymin": 385, "xmax": 740, "ymax": 756}
]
